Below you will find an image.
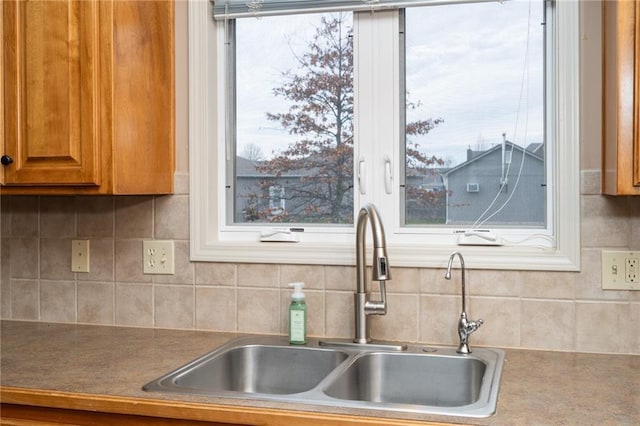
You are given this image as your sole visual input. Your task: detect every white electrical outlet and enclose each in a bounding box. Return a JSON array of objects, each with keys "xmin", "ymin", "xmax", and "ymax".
[
  {"xmin": 602, "ymin": 250, "xmax": 640, "ymax": 290},
  {"xmin": 143, "ymin": 240, "xmax": 175, "ymax": 275},
  {"xmin": 626, "ymin": 257, "xmax": 638, "ymax": 283},
  {"xmin": 71, "ymin": 240, "xmax": 90, "ymax": 273}
]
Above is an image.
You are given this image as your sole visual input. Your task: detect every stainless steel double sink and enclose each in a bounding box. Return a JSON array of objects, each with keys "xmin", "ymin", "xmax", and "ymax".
[{"xmin": 143, "ymin": 336, "xmax": 504, "ymax": 418}]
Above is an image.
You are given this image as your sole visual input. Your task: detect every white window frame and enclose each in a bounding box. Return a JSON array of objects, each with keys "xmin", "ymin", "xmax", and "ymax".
[{"xmin": 189, "ymin": 0, "xmax": 580, "ymax": 271}]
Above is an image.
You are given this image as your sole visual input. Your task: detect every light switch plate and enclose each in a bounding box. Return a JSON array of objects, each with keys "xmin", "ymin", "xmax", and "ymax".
[
  {"xmin": 143, "ymin": 240, "xmax": 175, "ymax": 275},
  {"xmin": 602, "ymin": 250, "xmax": 639, "ymax": 290}
]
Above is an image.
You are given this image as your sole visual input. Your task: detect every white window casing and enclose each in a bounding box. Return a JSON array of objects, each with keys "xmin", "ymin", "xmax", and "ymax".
[{"xmin": 189, "ymin": 0, "xmax": 580, "ymax": 271}]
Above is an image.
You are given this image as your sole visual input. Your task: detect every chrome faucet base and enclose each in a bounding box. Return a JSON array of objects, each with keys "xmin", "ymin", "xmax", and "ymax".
[{"xmin": 457, "ymin": 343, "xmax": 472, "ymax": 355}]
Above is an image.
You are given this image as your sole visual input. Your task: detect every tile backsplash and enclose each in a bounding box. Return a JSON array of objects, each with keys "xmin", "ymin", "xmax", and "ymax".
[{"xmin": 1, "ymin": 170, "xmax": 639, "ymax": 355}]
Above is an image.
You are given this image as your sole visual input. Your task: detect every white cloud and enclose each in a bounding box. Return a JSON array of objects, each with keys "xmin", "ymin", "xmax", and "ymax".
[
  {"xmin": 234, "ymin": 1, "xmax": 545, "ymax": 164},
  {"xmin": 404, "ymin": 1, "xmax": 545, "ymax": 163}
]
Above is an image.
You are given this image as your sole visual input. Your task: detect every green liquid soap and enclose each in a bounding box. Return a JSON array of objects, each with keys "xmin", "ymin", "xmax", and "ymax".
[{"xmin": 288, "ymin": 282, "xmax": 307, "ymax": 345}]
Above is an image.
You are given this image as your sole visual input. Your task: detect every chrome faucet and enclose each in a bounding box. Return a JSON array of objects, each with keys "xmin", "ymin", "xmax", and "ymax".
[
  {"xmin": 354, "ymin": 204, "xmax": 390, "ymax": 344},
  {"xmin": 444, "ymin": 252, "xmax": 483, "ymax": 354}
]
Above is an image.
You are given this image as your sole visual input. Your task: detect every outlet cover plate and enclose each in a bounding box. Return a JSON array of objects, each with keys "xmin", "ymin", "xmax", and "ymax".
[
  {"xmin": 602, "ymin": 250, "xmax": 640, "ymax": 290},
  {"xmin": 71, "ymin": 240, "xmax": 90, "ymax": 273},
  {"xmin": 143, "ymin": 240, "xmax": 175, "ymax": 275}
]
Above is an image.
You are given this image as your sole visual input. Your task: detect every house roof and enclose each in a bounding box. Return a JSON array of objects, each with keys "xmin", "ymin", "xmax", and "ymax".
[
  {"xmin": 235, "ymin": 156, "xmax": 264, "ymax": 177},
  {"xmin": 525, "ymin": 142, "xmax": 544, "ymax": 155},
  {"xmin": 235, "ymin": 155, "xmax": 317, "ymax": 178},
  {"xmin": 442, "ymin": 141, "xmax": 543, "ymax": 176},
  {"xmin": 405, "ymin": 166, "xmax": 449, "ymax": 178}
]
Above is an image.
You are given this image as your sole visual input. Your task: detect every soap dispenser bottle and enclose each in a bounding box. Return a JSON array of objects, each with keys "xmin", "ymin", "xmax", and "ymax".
[{"xmin": 288, "ymin": 282, "xmax": 307, "ymax": 345}]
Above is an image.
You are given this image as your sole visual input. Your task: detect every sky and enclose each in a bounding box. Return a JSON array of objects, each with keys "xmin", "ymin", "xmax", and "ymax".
[
  {"xmin": 404, "ymin": 0, "xmax": 544, "ymax": 165},
  {"xmin": 233, "ymin": 0, "xmax": 545, "ymax": 166}
]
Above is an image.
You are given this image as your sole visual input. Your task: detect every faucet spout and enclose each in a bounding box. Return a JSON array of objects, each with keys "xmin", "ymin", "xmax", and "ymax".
[
  {"xmin": 354, "ymin": 204, "xmax": 391, "ymax": 344},
  {"xmin": 444, "ymin": 252, "xmax": 483, "ymax": 354}
]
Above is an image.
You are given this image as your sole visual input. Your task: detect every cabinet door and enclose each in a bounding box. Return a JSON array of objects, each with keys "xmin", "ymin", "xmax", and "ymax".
[
  {"xmin": 603, "ymin": 0, "xmax": 640, "ymax": 195},
  {"xmin": 634, "ymin": 3, "xmax": 640, "ymax": 188},
  {"xmin": 2, "ymin": 0, "xmax": 100, "ymax": 186}
]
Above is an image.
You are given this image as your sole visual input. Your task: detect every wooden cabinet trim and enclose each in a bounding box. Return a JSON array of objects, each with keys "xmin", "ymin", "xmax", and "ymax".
[{"xmin": 0, "ymin": 387, "xmax": 448, "ymax": 426}]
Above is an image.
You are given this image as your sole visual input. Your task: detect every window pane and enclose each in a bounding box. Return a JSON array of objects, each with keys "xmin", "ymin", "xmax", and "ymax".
[
  {"xmin": 233, "ymin": 13, "xmax": 354, "ymax": 225},
  {"xmin": 404, "ymin": 1, "xmax": 546, "ymax": 228}
]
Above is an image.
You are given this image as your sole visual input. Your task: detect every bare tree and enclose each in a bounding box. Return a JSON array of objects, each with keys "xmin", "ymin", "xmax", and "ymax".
[
  {"xmin": 255, "ymin": 14, "xmax": 444, "ymax": 223},
  {"xmin": 241, "ymin": 143, "xmax": 265, "ymax": 162}
]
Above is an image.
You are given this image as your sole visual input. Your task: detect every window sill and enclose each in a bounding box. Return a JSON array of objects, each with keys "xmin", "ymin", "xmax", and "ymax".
[{"xmin": 190, "ymin": 239, "xmax": 580, "ymax": 271}]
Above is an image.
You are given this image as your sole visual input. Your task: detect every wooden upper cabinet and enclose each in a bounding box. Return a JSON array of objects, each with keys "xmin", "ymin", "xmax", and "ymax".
[
  {"xmin": 2, "ymin": 0, "xmax": 100, "ymax": 186},
  {"xmin": 603, "ymin": 0, "xmax": 640, "ymax": 196},
  {"xmin": 1, "ymin": 0, "xmax": 175, "ymax": 195}
]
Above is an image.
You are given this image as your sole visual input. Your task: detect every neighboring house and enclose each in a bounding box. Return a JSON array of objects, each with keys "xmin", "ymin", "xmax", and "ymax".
[
  {"xmin": 406, "ymin": 167, "xmax": 447, "ymax": 192},
  {"xmin": 405, "ymin": 167, "xmax": 447, "ymax": 223},
  {"xmin": 237, "ymin": 154, "xmax": 449, "ymax": 225},
  {"xmin": 236, "ymin": 140, "xmax": 545, "ymax": 226},
  {"xmin": 441, "ymin": 141, "xmax": 545, "ymax": 226},
  {"xmin": 234, "ymin": 156, "xmax": 352, "ymax": 223},
  {"xmin": 234, "ymin": 156, "xmax": 304, "ymax": 222}
]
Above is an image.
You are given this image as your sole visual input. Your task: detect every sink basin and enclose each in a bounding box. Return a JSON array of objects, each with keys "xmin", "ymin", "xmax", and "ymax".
[
  {"xmin": 174, "ymin": 344, "xmax": 347, "ymax": 394},
  {"xmin": 144, "ymin": 336, "xmax": 348, "ymax": 395},
  {"xmin": 143, "ymin": 336, "xmax": 504, "ymax": 418},
  {"xmin": 323, "ymin": 352, "xmax": 486, "ymax": 406}
]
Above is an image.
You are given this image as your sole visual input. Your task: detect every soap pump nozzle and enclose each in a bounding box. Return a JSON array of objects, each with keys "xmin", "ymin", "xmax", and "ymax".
[{"xmin": 289, "ymin": 282, "xmax": 305, "ymax": 301}]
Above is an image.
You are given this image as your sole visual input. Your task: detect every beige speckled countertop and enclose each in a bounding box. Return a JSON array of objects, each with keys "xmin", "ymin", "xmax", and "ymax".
[{"xmin": 1, "ymin": 321, "xmax": 638, "ymax": 425}]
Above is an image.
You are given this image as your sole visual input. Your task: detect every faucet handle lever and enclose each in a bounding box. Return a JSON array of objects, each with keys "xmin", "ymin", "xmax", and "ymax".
[
  {"xmin": 457, "ymin": 312, "xmax": 483, "ymax": 354},
  {"xmin": 467, "ymin": 318, "xmax": 483, "ymax": 333},
  {"xmin": 364, "ymin": 279, "xmax": 387, "ymax": 315}
]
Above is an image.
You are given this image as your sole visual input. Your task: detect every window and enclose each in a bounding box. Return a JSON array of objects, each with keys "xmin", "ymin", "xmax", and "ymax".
[
  {"xmin": 466, "ymin": 183, "xmax": 480, "ymax": 193},
  {"xmin": 268, "ymin": 186, "xmax": 286, "ymax": 217},
  {"xmin": 190, "ymin": 0, "xmax": 580, "ymax": 270}
]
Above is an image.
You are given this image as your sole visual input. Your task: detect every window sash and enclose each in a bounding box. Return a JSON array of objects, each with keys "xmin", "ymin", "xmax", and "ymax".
[{"xmin": 212, "ymin": 0, "xmax": 507, "ymax": 20}]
